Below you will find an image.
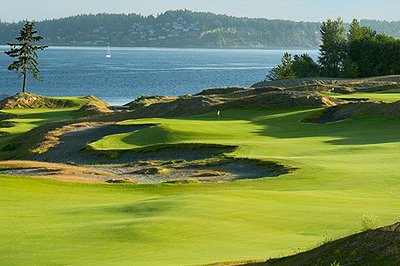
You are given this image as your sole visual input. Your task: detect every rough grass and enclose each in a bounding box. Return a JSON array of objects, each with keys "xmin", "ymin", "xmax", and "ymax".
[
  {"xmin": 0, "ymin": 93, "xmax": 88, "ymax": 109},
  {"xmin": 2, "ymin": 105, "xmax": 400, "ymax": 265},
  {"xmin": 134, "ymin": 167, "xmax": 171, "ymax": 175},
  {"xmin": 246, "ymin": 222, "xmax": 400, "ymax": 266},
  {"xmin": 195, "ymin": 170, "xmax": 226, "ymax": 177},
  {"xmin": 164, "ymin": 178, "xmax": 200, "ymax": 184}
]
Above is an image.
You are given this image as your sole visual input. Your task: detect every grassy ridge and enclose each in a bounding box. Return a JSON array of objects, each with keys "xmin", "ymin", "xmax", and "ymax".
[{"xmin": 1, "ymin": 105, "xmax": 400, "ymax": 265}]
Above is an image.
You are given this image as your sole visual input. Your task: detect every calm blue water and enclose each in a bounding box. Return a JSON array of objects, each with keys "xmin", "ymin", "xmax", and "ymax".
[{"xmin": 0, "ymin": 46, "xmax": 318, "ymax": 105}]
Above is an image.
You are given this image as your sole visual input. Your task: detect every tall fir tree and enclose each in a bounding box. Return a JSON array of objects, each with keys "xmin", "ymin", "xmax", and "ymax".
[
  {"xmin": 318, "ymin": 18, "xmax": 346, "ymax": 77},
  {"xmin": 5, "ymin": 22, "xmax": 47, "ymax": 93},
  {"xmin": 268, "ymin": 52, "xmax": 295, "ymax": 80},
  {"xmin": 348, "ymin": 19, "xmax": 376, "ymax": 42}
]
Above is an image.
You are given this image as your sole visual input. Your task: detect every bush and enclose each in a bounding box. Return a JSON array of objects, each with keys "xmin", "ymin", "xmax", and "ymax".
[
  {"xmin": 269, "ymin": 53, "xmax": 319, "ymax": 80},
  {"xmin": 134, "ymin": 167, "xmax": 171, "ymax": 175},
  {"xmin": 106, "ymin": 178, "xmax": 136, "ymax": 184}
]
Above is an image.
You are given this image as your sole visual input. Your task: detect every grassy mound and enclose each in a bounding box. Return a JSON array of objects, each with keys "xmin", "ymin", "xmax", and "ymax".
[
  {"xmin": 0, "ymin": 93, "xmax": 85, "ymax": 109},
  {"xmin": 304, "ymin": 101, "xmax": 400, "ymax": 123},
  {"xmin": 77, "ymin": 96, "xmax": 112, "ymax": 116},
  {"xmin": 0, "ymin": 93, "xmax": 111, "ymax": 115},
  {"xmin": 88, "ymin": 139, "xmax": 237, "ymax": 157},
  {"xmin": 252, "ymin": 75, "xmax": 400, "ymax": 92},
  {"xmin": 125, "ymin": 95, "xmax": 178, "ymax": 108},
  {"xmin": 126, "ymin": 87, "xmax": 339, "ymax": 118},
  {"xmin": 247, "ymin": 222, "xmax": 400, "ymax": 266}
]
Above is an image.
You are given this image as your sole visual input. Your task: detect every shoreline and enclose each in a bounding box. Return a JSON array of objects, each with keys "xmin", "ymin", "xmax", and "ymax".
[{"xmin": 0, "ymin": 44, "xmax": 319, "ymax": 52}]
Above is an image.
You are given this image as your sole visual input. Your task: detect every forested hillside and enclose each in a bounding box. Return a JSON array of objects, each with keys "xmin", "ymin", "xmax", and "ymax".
[{"xmin": 0, "ymin": 10, "xmax": 399, "ymax": 49}]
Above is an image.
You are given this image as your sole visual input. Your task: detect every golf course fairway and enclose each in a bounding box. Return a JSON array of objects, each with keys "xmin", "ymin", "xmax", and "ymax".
[{"xmin": 1, "ymin": 107, "xmax": 400, "ymax": 265}]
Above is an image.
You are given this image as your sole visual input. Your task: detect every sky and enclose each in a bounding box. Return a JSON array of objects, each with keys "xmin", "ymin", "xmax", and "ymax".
[{"xmin": 1, "ymin": 0, "xmax": 400, "ymax": 23}]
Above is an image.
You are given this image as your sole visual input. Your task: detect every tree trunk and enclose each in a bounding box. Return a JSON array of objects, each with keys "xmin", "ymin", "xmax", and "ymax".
[{"xmin": 22, "ymin": 69, "xmax": 27, "ymax": 93}]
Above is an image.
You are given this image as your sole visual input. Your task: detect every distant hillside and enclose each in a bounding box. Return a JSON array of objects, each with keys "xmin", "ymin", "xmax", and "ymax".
[{"xmin": 1, "ymin": 10, "xmax": 400, "ymax": 49}]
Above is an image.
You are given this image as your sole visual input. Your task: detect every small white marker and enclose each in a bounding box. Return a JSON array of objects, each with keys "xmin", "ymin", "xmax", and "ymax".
[{"xmin": 217, "ymin": 111, "xmax": 221, "ymax": 121}]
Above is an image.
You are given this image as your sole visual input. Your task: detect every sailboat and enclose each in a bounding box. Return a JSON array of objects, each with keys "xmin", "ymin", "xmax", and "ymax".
[{"xmin": 106, "ymin": 45, "xmax": 112, "ymax": 58}]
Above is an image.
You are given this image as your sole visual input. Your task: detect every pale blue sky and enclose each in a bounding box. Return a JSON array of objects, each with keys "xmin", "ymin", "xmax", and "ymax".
[{"xmin": 1, "ymin": 0, "xmax": 400, "ymax": 22}]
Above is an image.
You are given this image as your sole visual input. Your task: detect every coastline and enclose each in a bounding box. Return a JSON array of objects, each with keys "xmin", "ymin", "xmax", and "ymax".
[{"xmin": 0, "ymin": 44, "xmax": 319, "ymax": 52}]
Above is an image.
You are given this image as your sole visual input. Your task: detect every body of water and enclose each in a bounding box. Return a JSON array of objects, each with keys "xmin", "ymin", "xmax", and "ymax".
[{"xmin": 0, "ymin": 46, "xmax": 318, "ymax": 105}]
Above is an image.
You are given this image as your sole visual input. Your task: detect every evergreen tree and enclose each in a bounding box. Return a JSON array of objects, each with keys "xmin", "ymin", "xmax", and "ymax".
[
  {"xmin": 345, "ymin": 20, "xmax": 377, "ymax": 77},
  {"xmin": 292, "ymin": 54, "xmax": 320, "ymax": 78},
  {"xmin": 348, "ymin": 19, "xmax": 376, "ymax": 42},
  {"xmin": 318, "ymin": 18, "xmax": 346, "ymax": 77},
  {"xmin": 268, "ymin": 52, "xmax": 295, "ymax": 80},
  {"xmin": 5, "ymin": 22, "xmax": 47, "ymax": 93}
]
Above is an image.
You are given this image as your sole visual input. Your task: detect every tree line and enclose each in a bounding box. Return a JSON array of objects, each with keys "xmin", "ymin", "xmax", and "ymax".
[
  {"xmin": 0, "ymin": 11, "xmax": 322, "ymax": 49},
  {"xmin": 270, "ymin": 18, "xmax": 400, "ymax": 79}
]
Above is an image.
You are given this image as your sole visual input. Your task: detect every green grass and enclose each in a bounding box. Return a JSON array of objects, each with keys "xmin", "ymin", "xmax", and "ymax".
[
  {"xmin": 325, "ymin": 91, "xmax": 400, "ymax": 102},
  {"xmin": 2, "ymin": 108, "xmax": 400, "ymax": 265},
  {"xmin": 0, "ymin": 97, "xmax": 89, "ymax": 148}
]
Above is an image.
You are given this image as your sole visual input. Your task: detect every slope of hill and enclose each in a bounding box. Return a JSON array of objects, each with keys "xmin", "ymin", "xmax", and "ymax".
[
  {"xmin": 1, "ymin": 11, "xmax": 399, "ymax": 49},
  {"xmin": 245, "ymin": 222, "xmax": 400, "ymax": 266},
  {"xmin": 0, "ymin": 10, "xmax": 320, "ymax": 48}
]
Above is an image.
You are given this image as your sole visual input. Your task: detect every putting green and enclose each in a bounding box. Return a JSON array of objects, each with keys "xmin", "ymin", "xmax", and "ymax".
[{"xmin": 1, "ymin": 106, "xmax": 400, "ymax": 265}]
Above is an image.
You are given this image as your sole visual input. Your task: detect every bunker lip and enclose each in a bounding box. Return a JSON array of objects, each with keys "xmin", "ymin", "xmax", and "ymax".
[
  {"xmin": 27, "ymin": 121, "xmax": 237, "ymax": 164},
  {"xmin": 19, "ymin": 121, "xmax": 293, "ymax": 183},
  {"xmin": 0, "ymin": 157, "xmax": 292, "ymax": 184}
]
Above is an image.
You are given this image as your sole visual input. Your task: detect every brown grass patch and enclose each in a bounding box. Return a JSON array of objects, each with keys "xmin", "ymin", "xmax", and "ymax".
[
  {"xmin": 37, "ymin": 174, "xmax": 104, "ymax": 184},
  {"xmin": 0, "ymin": 160, "xmax": 114, "ymax": 177},
  {"xmin": 194, "ymin": 170, "xmax": 226, "ymax": 177}
]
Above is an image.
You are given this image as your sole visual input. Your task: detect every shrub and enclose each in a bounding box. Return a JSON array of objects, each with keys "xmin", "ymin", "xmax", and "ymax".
[
  {"xmin": 195, "ymin": 170, "xmax": 226, "ymax": 177},
  {"xmin": 134, "ymin": 167, "xmax": 171, "ymax": 175},
  {"xmin": 106, "ymin": 178, "xmax": 136, "ymax": 184}
]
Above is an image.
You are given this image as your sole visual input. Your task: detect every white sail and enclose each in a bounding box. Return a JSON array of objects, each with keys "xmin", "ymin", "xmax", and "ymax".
[{"xmin": 106, "ymin": 45, "xmax": 112, "ymax": 58}]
